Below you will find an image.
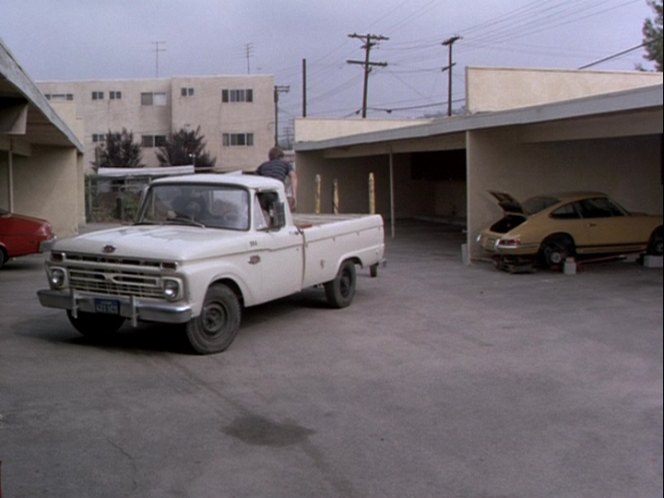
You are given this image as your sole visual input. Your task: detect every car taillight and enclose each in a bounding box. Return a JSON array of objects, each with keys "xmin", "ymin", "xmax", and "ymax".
[
  {"xmin": 37, "ymin": 223, "xmax": 54, "ymax": 238},
  {"xmin": 497, "ymin": 238, "xmax": 521, "ymax": 248}
]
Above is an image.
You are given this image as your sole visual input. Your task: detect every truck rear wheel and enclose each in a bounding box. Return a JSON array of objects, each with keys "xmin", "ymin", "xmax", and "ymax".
[
  {"xmin": 325, "ymin": 260, "xmax": 356, "ymax": 308},
  {"xmin": 66, "ymin": 310, "xmax": 125, "ymax": 337},
  {"xmin": 185, "ymin": 283, "xmax": 241, "ymax": 354}
]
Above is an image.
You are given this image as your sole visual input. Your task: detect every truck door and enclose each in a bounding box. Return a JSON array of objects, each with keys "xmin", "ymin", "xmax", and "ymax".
[{"xmin": 251, "ymin": 192, "xmax": 303, "ymax": 303}]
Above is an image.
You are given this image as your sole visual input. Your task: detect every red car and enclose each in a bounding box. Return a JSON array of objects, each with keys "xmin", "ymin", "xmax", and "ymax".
[{"xmin": 0, "ymin": 209, "xmax": 56, "ymax": 268}]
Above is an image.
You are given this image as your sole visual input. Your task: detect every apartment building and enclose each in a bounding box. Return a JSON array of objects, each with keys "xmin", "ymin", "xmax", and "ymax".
[{"xmin": 37, "ymin": 75, "xmax": 275, "ymax": 172}]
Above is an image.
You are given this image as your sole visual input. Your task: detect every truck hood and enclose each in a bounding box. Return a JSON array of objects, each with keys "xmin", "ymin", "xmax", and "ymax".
[{"xmin": 52, "ymin": 224, "xmax": 252, "ymax": 262}]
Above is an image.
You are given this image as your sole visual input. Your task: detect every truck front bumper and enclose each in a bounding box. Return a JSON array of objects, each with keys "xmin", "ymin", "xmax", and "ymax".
[{"xmin": 37, "ymin": 289, "xmax": 193, "ymax": 327}]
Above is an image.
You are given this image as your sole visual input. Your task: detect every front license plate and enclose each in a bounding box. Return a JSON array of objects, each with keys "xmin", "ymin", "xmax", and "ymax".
[{"xmin": 95, "ymin": 298, "xmax": 120, "ymax": 315}]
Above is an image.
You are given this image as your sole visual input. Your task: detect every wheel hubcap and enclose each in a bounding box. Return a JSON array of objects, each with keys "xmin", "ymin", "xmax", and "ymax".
[{"xmin": 202, "ymin": 303, "xmax": 226, "ymax": 335}]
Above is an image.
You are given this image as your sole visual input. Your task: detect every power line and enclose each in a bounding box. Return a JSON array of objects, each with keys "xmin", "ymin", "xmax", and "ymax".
[{"xmin": 577, "ymin": 42, "xmax": 647, "ymax": 69}]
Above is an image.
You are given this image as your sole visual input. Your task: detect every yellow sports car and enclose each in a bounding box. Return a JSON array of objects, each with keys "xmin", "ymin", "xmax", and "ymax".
[{"xmin": 477, "ymin": 191, "xmax": 663, "ymax": 270}]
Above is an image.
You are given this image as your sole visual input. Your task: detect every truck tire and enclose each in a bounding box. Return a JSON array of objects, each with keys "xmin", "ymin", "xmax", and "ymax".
[
  {"xmin": 66, "ymin": 310, "xmax": 125, "ymax": 337},
  {"xmin": 185, "ymin": 283, "xmax": 241, "ymax": 354},
  {"xmin": 324, "ymin": 260, "xmax": 356, "ymax": 308}
]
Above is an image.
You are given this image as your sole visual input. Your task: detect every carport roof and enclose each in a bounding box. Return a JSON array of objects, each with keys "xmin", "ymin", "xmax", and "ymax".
[
  {"xmin": 294, "ymin": 83, "xmax": 663, "ymax": 152},
  {"xmin": 0, "ymin": 38, "xmax": 84, "ymax": 152}
]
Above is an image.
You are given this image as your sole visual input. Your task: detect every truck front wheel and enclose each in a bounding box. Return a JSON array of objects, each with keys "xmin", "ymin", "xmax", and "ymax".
[
  {"xmin": 185, "ymin": 284, "xmax": 241, "ymax": 354},
  {"xmin": 325, "ymin": 260, "xmax": 356, "ymax": 308}
]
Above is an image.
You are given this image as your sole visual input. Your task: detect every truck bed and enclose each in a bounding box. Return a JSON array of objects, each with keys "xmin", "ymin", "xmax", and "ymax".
[
  {"xmin": 292, "ymin": 213, "xmax": 376, "ymax": 228},
  {"xmin": 293, "ymin": 213, "xmax": 385, "ymax": 287}
]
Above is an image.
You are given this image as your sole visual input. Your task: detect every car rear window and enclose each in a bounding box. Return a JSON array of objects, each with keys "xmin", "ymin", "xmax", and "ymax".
[
  {"xmin": 522, "ymin": 196, "xmax": 559, "ymax": 215},
  {"xmin": 551, "ymin": 203, "xmax": 580, "ymax": 219}
]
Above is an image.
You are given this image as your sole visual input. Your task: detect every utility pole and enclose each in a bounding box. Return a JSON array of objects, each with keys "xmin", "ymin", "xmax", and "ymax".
[
  {"xmin": 245, "ymin": 43, "xmax": 254, "ymax": 74},
  {"xmin": 274, "ymin": 85, "xmax": 290, "ymax": 146},
  {"xmin": 441, "ymin": 35, "xmax": 461, "ymax": 116},
  {"xmin": 152, "ymin": 41, "xmax": 166, "ymax": 78},
  {"xmin": 302, "ymin": 58, "xmax": 307, "ymax": 117},
  {"xmin": 347, "ymin": 33, "xmax": 388, "ymax": 118}
]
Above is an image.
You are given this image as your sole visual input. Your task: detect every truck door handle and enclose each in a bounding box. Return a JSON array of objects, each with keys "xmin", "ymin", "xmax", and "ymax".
[{"xmin": 248, "ymin": 255, "xmax": 261, "ymax": 265}]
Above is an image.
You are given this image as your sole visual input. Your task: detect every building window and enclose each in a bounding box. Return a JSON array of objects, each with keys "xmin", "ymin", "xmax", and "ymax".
[
  {"xmin": 222, "ymin": 89, "xmax": 253, "ymax": 103},
  {"xmin": 92, "ymin": 133, "xmax": 106, "ymax": 143},
  {"xmin": 223, "ymin": 133, "xmax": 254, "ymax": 146},
  {"xmin": 45, "ymin": 93, "xmax": 74, "ymax": 101},
  {"xmin": 181, "ymin": 87, "xmax": 194, "ymax": 97},
  {"xmin": 141, "ymin": 92, "xmax": 168, "ymax": 106},
  {"xmin": 92, "ymin": 91, "xmax": 104, "ymax": 100},
  {"xmin": 110, "ymin": 91, "xmax": 122, "ymax": 100},
  {"xmin": 141, "ymin": 135, "xmax": 167, "ymax": 147}
]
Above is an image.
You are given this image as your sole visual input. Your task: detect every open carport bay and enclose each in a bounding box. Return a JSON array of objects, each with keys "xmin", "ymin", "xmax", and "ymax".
[{"xmin": 0, "ymin": 221, "xmax": 662, "ymax": 498}]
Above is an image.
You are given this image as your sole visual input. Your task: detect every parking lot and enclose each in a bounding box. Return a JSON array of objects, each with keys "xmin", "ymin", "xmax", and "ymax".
[{"xmin": 1, "ymin": 221, "xmax": 662, "ymax": 498}]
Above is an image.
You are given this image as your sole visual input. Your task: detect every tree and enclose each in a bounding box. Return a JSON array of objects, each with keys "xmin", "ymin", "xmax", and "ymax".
[
  {"xmin": 93, "ymin": 128, "xmax": 144, "ymax": 168},
  {"xmin": 642, "ymin": 0, "xmax": 663, "ymax": 71},
  {"xmin": 156, "ymin": 126, "xmax": 216, "ymax": 171}
]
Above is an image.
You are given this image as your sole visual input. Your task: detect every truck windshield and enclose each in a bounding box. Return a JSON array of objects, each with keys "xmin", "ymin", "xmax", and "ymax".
[{"xmin": 137, "ymin": 184, "xmax": 250, "ymax": 230}]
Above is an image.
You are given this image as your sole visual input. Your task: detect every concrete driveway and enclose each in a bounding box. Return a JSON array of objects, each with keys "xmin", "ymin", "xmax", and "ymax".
[{"xmin": 1, "ymin": 222, "xmax": 662, "ymax": 498}]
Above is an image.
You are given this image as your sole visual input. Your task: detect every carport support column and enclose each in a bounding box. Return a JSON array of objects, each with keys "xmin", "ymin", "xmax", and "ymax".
[
  {"xmin": 7, "ymin": 143, "xmax": 14, "ymax": 212},
  {"xmin": 388, "ymin": 147, "xmax": 395, "ymax": 238}
]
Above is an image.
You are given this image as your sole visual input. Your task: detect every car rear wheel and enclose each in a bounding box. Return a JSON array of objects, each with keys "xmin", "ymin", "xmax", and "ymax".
[
  {"xmin": 67, "ymin": 310, "xmax": 125, "ymax": 337},
  {"xmin": 647, "ymin": 228, "xmax": 663, "ymax": 256},
  {"xmin": 0, "ymin": 248, "xmax": 6, "ymax": 269},
  {"xmin": 539, "ymin": 235, "xmax": 574, "ymax": 270}
]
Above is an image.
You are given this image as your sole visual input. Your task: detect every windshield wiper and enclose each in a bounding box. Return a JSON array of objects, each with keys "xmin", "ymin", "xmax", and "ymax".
[{"xmin": 164, "ymin": 216, "xmax": 206, "ymax": 228}]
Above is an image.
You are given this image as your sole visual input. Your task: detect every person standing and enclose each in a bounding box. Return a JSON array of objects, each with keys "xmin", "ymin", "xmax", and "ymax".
[{"xmin": 256, "ymin": 147, "xmax": 298, "ymax": 210}]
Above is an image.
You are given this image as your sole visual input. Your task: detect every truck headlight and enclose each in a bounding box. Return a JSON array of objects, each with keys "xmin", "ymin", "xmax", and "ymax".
[
  {"xmin": 49, "ymin": 267, "xmax": 67, "ymax": 289},
  {"xmin": 162, "ymin": 278, "xmax": 181, "ymax": 301}
]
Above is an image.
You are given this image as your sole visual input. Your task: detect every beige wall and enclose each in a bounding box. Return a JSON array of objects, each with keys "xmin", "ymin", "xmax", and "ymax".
[
  {"xmin": 170, "ymin": 75, "xmax": 275, "ymax": 171},
  {"xmin": 466, "ymin": 67, "xmax": 663, "ymax": 112},
  {"xmin": 466, "ymin": 130, "xmax": 663, "ymax": 259},
  {"xmin": 2, "ymin": 145, "xmax": 82, "ymax": 237},
  {"xmin": 295, "ymin": 117, "xmax": 432, "ymax": 142},
  {"xmin": 37, "ymin": 75, "xmax": 275, "ymax": 173},
  {"xmin": 434, "ymin": 180, "xmax": 467, "ymax": 219}
]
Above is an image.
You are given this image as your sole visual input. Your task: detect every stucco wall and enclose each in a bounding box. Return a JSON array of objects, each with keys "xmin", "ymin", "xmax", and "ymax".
[
  {"xmin": 434, "ymin": 180, "xmax": 467, "ymax": 219},
  {"xmin": 466, "ymin": 130, "xmax": 663, "ymax": 259},
  {"xmin": 10, "ymin": 145, "xmax": 81, "ymax": 237},
  {"xmin": 295, "ymin": 117, "xmax": 432, "ymax": 142},
  {"xmin": 466, "ymin": 67, "xmax": 663, "ymax": 112}
]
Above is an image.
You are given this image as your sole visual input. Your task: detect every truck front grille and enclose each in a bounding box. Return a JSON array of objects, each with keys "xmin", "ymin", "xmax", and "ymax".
[{"xmin": 68, "ymin": 267, "xmax": 163, "ymax": 299}]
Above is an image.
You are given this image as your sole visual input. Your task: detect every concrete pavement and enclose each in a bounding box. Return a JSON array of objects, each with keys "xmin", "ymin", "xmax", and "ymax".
[{"xmin": 0, "ymin": 221, "xmax": 662, "ymax": 497}]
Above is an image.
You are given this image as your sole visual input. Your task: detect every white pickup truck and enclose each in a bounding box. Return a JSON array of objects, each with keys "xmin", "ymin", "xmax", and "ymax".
[{"xmin": 37, "ymin": 174, "xmax": 385, "ymax": 353}]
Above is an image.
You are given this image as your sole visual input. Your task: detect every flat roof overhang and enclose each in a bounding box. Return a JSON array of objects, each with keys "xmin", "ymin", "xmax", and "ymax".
[
  {"xmin": 294, "ymin": 84, "xmax": 663, "ymax": 157},
  {"xmin": 1, "ymin": 40, "xmax": 84, "ymax": 152}
]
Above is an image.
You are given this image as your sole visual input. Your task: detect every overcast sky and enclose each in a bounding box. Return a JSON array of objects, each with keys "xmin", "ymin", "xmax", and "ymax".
[{"xmin": 1, "ymin": 0, "xmax": 658, "ymax": 129}]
